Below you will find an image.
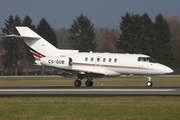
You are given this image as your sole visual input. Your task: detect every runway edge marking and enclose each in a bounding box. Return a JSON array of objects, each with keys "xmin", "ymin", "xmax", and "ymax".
[{"xmin": 0, "ymin": 89, "xmax": 176, "ymax": 92}]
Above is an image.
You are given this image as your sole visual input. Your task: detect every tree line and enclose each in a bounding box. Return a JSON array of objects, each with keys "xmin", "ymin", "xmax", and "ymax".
[{"xmin": 0, "ymin": 13, "xmax": 180, "ymax": 75}]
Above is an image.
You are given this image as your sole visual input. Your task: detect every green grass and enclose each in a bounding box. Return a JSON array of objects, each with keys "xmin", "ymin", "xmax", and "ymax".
[
  {"xmin": 0, "ymin": 97, "xmax": 180, "ymax": 120},
  {"xmin": 0, "ymin": 76, "xmax": 180, "ymax": 119},
  {"xmin": 0, "ymin": 76, "xmax": 179, "ymax": 86}
]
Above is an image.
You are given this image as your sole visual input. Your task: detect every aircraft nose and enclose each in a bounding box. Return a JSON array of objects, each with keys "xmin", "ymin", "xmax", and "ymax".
[
  {"xmin": 157, "ymin": 64, "xmax": 173, "ymax": 74},
  {"xmin": 164, "ymin": 66, "xmax": 173, "ymax": 74}
]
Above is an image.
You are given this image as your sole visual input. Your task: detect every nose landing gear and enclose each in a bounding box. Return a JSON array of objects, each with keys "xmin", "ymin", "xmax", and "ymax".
[{"xmin": 146, "ymin": 76, "xmax": 153, "ymax": 87}]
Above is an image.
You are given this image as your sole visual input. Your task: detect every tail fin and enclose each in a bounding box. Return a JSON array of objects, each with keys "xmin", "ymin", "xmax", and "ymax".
[
  {"xmin": 16, "ymin": 26, "xmax": 61, "ymax": 58},
  {"xmin": 15, "ymin": 26, "xmax": 78, "ymax": 59}
]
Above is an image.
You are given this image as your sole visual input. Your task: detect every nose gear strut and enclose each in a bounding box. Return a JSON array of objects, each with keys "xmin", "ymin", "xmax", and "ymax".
[{"xmin": 146, "ymin": 76, "xmax": 153, "ymax": 87}]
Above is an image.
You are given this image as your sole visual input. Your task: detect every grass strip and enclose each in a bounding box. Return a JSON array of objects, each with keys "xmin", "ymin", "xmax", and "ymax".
[
  {"xmin": 0, "ymin": 97, "xmax": 180, "ymax": 120},
  {"xmin": 0, "ymin": 76, "xmax": 179, "ymax": 86}
]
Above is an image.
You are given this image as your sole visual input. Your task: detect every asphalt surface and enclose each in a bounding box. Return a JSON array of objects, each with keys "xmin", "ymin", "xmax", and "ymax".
[{"xmin": 0, "ymin": 86, "xmax": 179, "ymax": 97}]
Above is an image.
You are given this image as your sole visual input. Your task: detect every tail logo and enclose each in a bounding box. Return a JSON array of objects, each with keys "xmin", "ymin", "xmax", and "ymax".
[{"xmin": 30, "ymin": 49, "xmax": 45, "ymax": 60}]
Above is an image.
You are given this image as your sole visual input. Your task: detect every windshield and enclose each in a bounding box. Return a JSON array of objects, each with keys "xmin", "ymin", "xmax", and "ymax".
[{"xmin": 138, "ymin": 57, "xmax": 157, "ymax": 63}]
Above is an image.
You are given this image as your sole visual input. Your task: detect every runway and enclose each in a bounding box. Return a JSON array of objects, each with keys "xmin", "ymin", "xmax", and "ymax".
[{"xmin": 0, "ymin": 86, "xmax": 180, "ymax": 97}]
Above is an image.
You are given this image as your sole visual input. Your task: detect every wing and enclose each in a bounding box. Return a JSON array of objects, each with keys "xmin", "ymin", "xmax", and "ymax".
[
  {"xmin": 49, "ymin": 66, "xmax": 120, "ymax": 78},
  {"xmin": 74, "ymin": 67, "xmax": 120, "ymax": 77}
]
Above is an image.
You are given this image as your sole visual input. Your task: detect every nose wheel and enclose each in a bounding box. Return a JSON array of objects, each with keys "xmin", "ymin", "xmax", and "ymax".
[
  {"xmin": 146, "ymin": 81, "xmax": 153, "ymax": 87},
  {"xmin": 146, "ymin": 76, "xmax": 153, "ymax": 87}
]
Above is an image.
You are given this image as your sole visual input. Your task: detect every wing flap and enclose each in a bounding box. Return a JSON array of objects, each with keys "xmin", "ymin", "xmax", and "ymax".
[{"xmin": 59, "ymin": 67, "xmax": 120, "ymax": 77}]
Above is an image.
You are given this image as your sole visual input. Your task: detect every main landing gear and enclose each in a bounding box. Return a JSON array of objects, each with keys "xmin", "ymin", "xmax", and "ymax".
[
  {"xmin": 146, "ymin": 76, "xmax": 153, "ymax": 87},
  {"xmin": 74, "ymin": 79, "xmax": 93, "ymax": 87},
  {"xmin": 74, "ymin": 79, "xmax": 82, "ymax": 87}
]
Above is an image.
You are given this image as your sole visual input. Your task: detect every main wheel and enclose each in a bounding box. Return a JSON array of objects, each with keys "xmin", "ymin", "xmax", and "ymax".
[
  {"xmin": 85, "ymin": 80, "xmax": 93, "ymax": 87},
  {"xmin": 146, "ymin": 81, "xmax": 153, "ymax": 87},
  {"xmin": 74, "ymin": 80, "xmax": 82, "ymax": 87}
]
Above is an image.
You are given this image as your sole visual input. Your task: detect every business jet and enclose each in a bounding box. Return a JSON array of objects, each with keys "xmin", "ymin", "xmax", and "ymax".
[{"xmin": 7, "ymin": 26, "xmax": 173, "ymax": 87}]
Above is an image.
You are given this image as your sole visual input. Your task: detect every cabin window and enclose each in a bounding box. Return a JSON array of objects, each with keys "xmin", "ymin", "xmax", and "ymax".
[
  {"xmin": 109, "ymin": 58, "xmax": 112, "ymax": 62},
  {"xmin": 91, "ymin": 57, "xmax": 94, "ymax": 62},
  {"xmin": 103, "ymin": 58, "xmax": 106, "ymax": 62},
  {"xmin": 85, "ymin": 57, "xmax": 88, "ymax": 61},
  {"xmin": 97, "ymin": 58, "xmax": 100, "ymax": 62},
  {"xmin": 114, "ymin": 58, "xmax": 117, "ymax": 63}
]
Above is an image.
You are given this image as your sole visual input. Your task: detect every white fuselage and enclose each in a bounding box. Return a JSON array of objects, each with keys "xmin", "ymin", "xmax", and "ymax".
[{"xmin": 40, "ymin": 52, "xmax": 173, "ymax": 78}]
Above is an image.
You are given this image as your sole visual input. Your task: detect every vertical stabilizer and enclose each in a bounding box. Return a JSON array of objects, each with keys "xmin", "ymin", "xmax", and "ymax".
[
  {"xmin": 16, "ymin": 26, "xmax": 78, "ymax": 59},
  {"xmin": 16, "ymin": 26, "xmax": 60, "ymax": 57}
]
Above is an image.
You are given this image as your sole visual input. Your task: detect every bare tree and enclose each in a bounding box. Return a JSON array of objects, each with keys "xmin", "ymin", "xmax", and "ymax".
[
  {"xmin": 95, "ymin": 27, "xmax": 119, "ymax": 52},
  {"xmin": 55, "ymin": 28, "xmax": 72, "ymax": 49},
  {"xmin": 167, "ymin": 16, "xmax": 180, "ymax": 73}
]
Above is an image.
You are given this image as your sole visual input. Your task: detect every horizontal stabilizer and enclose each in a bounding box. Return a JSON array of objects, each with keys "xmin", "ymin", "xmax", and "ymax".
[{"xmin": 6, "ymin": 34, "xmax": 40, "ymax": 39}]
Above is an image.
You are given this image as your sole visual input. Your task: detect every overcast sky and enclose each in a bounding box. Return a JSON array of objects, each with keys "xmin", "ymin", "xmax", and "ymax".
[{"xmin": 0, "ymin": 0, "xmax": 180, "ymax": 29}]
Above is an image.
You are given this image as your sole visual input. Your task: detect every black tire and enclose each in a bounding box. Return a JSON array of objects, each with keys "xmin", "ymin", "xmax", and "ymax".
[
  {"xmin": 74, "ymin": 80, "xmax": 81, "ymax": 87},
  {"xmin": 146, "ymin": 81, "xmax": 153, "ymax": 87},
  {"xmin": 85, "ymin": 80, "xmax": 93, "ymax": 87}
]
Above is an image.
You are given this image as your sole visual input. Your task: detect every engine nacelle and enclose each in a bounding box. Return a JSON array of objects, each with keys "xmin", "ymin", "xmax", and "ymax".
[{"xmin": 40, "ymin": 56, "xmax": 72, "ymax": 69}]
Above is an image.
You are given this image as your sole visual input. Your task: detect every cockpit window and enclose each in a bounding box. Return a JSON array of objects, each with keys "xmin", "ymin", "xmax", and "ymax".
[
  {"xmin": 148, "ymin": 57, "xmax": 157, "ymax": 63},
  {"xmin": 138, "ymin": 57, "xmax": 156, "ymax": 63}
]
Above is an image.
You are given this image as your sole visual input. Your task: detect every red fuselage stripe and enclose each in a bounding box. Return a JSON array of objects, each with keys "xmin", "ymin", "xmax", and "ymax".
[{"xmin": 73, "ymin": 62, "xmax": 152, "ymax": 70}]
